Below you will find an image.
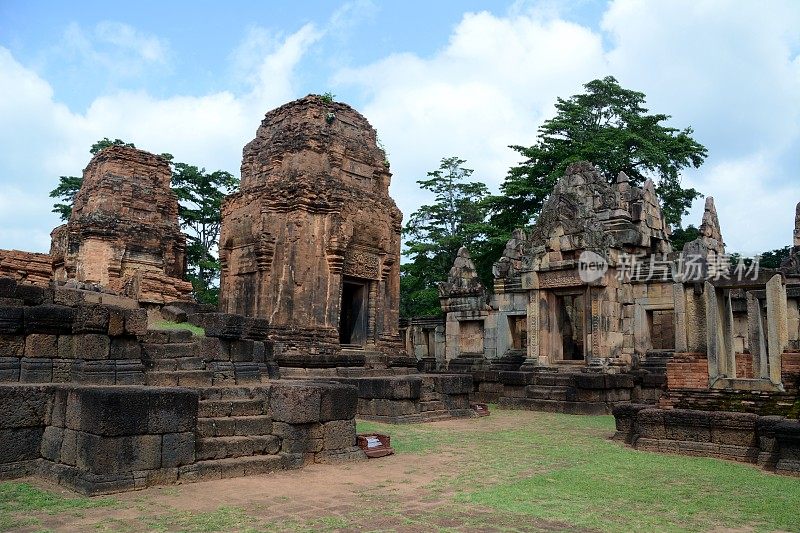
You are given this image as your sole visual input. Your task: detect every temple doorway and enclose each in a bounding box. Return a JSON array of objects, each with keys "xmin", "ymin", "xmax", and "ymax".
[
  {"xmin": 556, "ymin": 293, "xmax": 586, "ymax": 360},
  {"xmin": 340, "ymin": 277, "xmax": 368, "ymax": 345}
]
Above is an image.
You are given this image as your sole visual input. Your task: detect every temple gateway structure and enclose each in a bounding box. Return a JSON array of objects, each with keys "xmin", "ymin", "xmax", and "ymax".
[{"xmin": 440, "ymin": 162, "xmax": 674, "ymax": 369}]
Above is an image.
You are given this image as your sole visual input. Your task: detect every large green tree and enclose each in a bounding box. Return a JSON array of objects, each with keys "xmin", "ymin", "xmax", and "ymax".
[
  {"xmin": 401, "ymin": 156, "xmax": 489, "ymax": 317},
  {"xmin": 486, "ymin": 76, "xmax": 707, "ymax": 237},
  {"xmin": 49, "ymin": 139, "xmax": 238, "ymax": 305},
  {"xmin": 170, "ymin": 163, "xmax": 239, "ymax": 304}
]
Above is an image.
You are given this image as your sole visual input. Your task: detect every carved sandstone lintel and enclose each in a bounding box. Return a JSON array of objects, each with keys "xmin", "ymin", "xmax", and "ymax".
[{"xmin": 343, "ymin": 249, "xmax": 381, "ymax": 280}]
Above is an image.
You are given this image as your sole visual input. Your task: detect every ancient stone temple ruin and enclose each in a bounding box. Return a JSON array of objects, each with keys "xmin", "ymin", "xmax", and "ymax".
[
  {"xmin": 418, "ymin": 163, "xmax": 800, "ymax": 473},
  {"xmin": 432, "ymin": 163, "xmax": 675, "ymax": 413},
  {"xmin": 613, "ymin": 201, "xmax": 800, "ymax": 474},
  {"xmin": 0, "ymin": 96, "xmax": 477, "ymax": 495},
  {"xmin": 219, "ymin": 96, "xmax": 403, "ymax": 368},
  {"xmin": 0, "ymin": 92, "xmax": 798, "ymax": 494},
  {"xmin": 50, "ymin": 146, "xmax": 193, "ymax": 305},
  {"xmin": 216, "ymin": 95, "xmax": 473, "ymax": 423}
]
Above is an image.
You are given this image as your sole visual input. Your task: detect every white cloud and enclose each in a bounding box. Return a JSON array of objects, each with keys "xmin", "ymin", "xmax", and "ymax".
[
  {"xmin": 696, "ymin": 153, "xmax": 800, "ymax": 255},
  {"xmin": 94, "ymin": 21, "xmax": 168, "ymax": 64},
  {"xmin": 599, "ymin": 0, "xmax": 800, "ymax": 251},
  {"xmin": 61, "ymin": 21, "xmax": 169, "ymax": 77},
  {"xmin": 335, "ymin": 10, "xmax": 607, "ymax": 215},
  {"xmin": 337, "ymin": 2, "xmax": 800, "ymax": 253},
  {"xmin": 1, "ymin": 1, "xmax": 799, "ymax": 259},
  {"xmin": 0, "ymin": 23, "xmax": 320, "ymax": 252}
]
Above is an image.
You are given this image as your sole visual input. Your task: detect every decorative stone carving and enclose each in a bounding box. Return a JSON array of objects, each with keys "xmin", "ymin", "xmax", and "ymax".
[
  {"xmin": 683, "ymin": 197, "xmax": 726, "ymax": 260},
  {"xmin": 439, "ymin": 247, "xmax": 485, "ymax": 298}
]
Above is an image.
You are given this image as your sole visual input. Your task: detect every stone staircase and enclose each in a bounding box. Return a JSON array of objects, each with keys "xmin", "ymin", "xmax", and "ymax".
[
  {"xmin": 497, "ymin": 368, "xmax": 617, "ymax": 415},
  {"xmin": 639, "ymin": 350, "xmax": 675, "ymax": 374},
  {"xmin": 189, "ymin": 387, "xmax": 289, "ymax": 481},
  {"xmin": 140, "ymin": 329, "xmax": 276, "ymax": 387}
]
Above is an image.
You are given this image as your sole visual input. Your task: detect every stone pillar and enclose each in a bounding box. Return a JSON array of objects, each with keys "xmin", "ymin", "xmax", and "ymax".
[
  {"xmin": 704, "ymin": 282, "xmax": 734, "ymax": 380},
  {"xmin": 686, "ymin": 287, "xmax": 707, "ymax": 352},
  {"xmin": 633, "ymin": 301, "xmax": 649, "ymax": 356},
  {"xmin": 525, "ymin": 288, "xmax": 540, "ymax": 367},
  {"xmin": 673, "ymin": 283, "xmax": 688, "ymax": 352},
  {"xmin": 434, "ymin": 325, "xmax": 446, "ymax": 368},
  {"xmin": 722, "ymin": 289, "xmax": 736, "ymax": 378},
  {"xmin": 746, "ymin": 291, "xmax": 768, "ymax": 380},
  {"xmin": 765, "ymin": 274, "xmax": 787, "ymax": 385},
  {"xmin": 444, "ymin": 315, "xmax": 459, "ymax": 361}
]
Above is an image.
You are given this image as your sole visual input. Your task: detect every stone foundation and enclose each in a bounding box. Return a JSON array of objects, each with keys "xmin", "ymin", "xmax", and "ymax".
[
  {"xmin": 613, "ymin": 404, "xmax": 800, "ymax": 476},
  {"xmin": 332, "ymin": 374, "xmax": 473, "ymax": 423},
  {"xmin": 0, "ymin": 381, "xmax": 363, "ymax": 495},
  {"xmin": 0, "ymin": 276, "xmax": 366, "ymax": 494},
  {"xmin": 439, "ymin": 354, "xmax": 668, "ymax": 415}
]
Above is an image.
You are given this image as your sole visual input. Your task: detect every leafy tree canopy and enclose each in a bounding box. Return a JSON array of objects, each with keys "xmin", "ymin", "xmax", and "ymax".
[
  {"xmin": 90, "ymin": 137, "xmax": 135, "ymax": 155},
  {"xmin": 486, "ymin": 76, "xmax": 707, "ymax": 235},
  {"xmin": 401, "ymin": 156, "xmax": 489, "ymax": 317},
  {"xmin": 669, "ymin": 224, "xmax": 700, "ymax": 252},
  {"xmin": 171, "ymin": 163, "xmax": 239, "ymax": 304},
  {"xmin": 49, "ymin": 175, "xmax": 84, "ymax": 222}
]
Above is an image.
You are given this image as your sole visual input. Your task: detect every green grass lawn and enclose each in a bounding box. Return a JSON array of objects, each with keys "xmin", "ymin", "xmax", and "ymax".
[
  {"xmin": 357, "ymin": 412, "xmax": 800, "ymax": 532},
  {"xmin": 1, "ymin": 411, "xmax": 798, "ymax": 532},
  {"xmin": 150, "ymin": 319, "xmax": 205, "ymax": 336},
  {"xmin": 0, "ymin": 482, "xmax": 116, "ymax": 531}
]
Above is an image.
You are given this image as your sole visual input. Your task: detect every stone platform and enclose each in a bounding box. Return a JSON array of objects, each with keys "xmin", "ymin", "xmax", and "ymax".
[
  {"xmin": 280, "ymin": 368, "xmax": 474, "ymax": 423},
  {"xmin": 0, "ymin": 381, "xmax": 365, "ymax": 495},
  {"xmin": 442, "ymin": 357, "xmax": 667, "ymax": 415},
  {"xmin": 613, "ymin": 404, "xmax": 800, "ymax": 476},
  {"xmin": 0, "ymin": 277, "xmax": 373, "ymax": 494}
]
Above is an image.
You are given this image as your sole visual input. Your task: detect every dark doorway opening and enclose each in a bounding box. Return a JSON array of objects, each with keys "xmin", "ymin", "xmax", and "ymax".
[
  {"xmin": 339, "ymin": 278, "xmax": 368, "ymax": 345},
  {"xmin": 557, "ymin": 293, "xmax": 585, "ymax": 360}
]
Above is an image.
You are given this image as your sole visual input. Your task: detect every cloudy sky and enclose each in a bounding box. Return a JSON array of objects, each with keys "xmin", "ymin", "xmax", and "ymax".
[{"xmin": 0, "ymin": 0, "xmax": 798, "ymax": 256}]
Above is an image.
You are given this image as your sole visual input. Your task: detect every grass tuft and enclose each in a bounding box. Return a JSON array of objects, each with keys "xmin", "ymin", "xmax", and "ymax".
[
  {"xmin": 151, "ymin": 319, "xmax": 205, "ymax": 336},
  {"xmin": 0, "ymin": 482, "xmax": 115, "ymax": 532}
]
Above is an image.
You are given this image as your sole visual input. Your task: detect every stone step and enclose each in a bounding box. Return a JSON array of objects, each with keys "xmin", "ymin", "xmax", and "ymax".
[
  {"xmin": 198, "ymin": 398, "xmax": 265, "ymax": 418},
  {"xmin": 498, "ymin": 397, "xmax": 610, "ymax": 415},
  {"xmin": 191, "ymin": 454, "xmax": 286, "ymax": 481},
  {"xmin": 196, "ymin": 435, "xmax": 281, "ymax": 461},
  {"xmin": 526, "ymin": 386, "xmax": 572, "ymax": 401},
  {"xmin": 145, "ymin": 370, "xmax": 214, "ymax": 387},
  {"xmin": 419, "ymin": 400, "xmax": 446, "ymax": 412},
  {"xmin": 197, "ymin": 415, "xmax": 273, "ymax": 438},
  {"xmin": 532, "ymin": 374, "xmax": 573, "ymax": 387}
]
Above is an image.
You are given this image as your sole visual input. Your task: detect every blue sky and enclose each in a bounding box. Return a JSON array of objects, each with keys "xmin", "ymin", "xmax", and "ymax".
[{"xmin": 0, "ymin": 0, "xmax": 798, "ymax": 255}]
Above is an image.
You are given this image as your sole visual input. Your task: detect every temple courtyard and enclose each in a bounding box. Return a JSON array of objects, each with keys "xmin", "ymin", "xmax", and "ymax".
[{"xmin": 1, "ymin": 409, "xmax": 797, "ymax": 533}]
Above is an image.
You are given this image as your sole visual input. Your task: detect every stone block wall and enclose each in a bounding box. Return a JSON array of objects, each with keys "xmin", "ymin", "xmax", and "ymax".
[
  {"xmin": 272, "ymin": 362, "xmax": 476, "ymax": 423},
  {"xmin": 0, "ymin": 381, "xmax": 364, "ymax": 495},
  {"xmin": 0, "ymin": 250, "xmax": 52, "ymax": 287},
  {"xmin": 661, "ymin": 352, "xmax": 800, "ymax": 417},
  {"xmin": 666, "ymin": 352, "xmax": 800, "ymax": 391},
  {"xmin": 0, "ymin": 277, "xmax": 285, "ymax": 388},
  {"xmin": 329, "ymin": 374, "xmax": 473, "ymax": 423},
  {"xmin": 613, "ymin": 404, "xmax": 800, "ymax": 476}
]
